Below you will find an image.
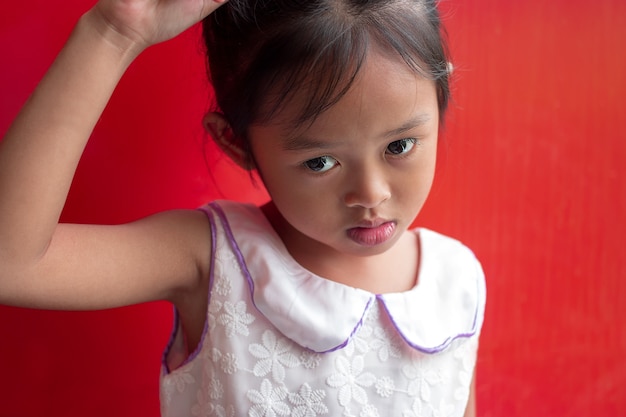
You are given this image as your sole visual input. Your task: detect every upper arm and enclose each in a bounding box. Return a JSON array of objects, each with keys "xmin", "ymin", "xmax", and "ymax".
[{"xmin": 0, "ymin": 209, "xmax": 211, "ymax": 310}]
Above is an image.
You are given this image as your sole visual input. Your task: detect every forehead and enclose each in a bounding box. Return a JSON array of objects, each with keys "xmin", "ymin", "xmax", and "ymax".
[{"xmin": 261, "ymin": 49, "xmax": 439, "ymax": 141}]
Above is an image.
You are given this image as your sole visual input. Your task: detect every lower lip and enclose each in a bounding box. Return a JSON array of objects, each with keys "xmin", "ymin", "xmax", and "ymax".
[{"xmin": 347, "ymin": 222, "xmax": 396, "ymax": 246}]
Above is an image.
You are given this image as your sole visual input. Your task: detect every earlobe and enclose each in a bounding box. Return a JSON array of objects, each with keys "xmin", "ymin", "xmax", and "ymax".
[{"xmin": 203, "ymin": 113, "xmax": 253, "ymax": 170}]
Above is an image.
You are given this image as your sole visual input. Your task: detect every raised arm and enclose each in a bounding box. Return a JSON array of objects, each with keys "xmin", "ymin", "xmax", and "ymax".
[{"xmin": 0, "ymin": 0, "xmax": 226, "ymax": 309}]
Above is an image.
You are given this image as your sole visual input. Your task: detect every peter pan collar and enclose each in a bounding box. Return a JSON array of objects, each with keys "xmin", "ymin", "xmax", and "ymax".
[{"xmin": 209, "ymin": 201, "xmax": 485, "ymax": 354}]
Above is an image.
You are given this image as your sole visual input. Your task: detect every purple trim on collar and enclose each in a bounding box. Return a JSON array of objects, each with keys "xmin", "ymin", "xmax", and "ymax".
[
  {"xmin": 199, "ymin": 202, "xmax": 484, "ymax": 354},
  {"xmin": 209, "ymin": 202, "xmax": 374, "ymax": 354},
  {"xmin": 320, "ymin": 296, "xmax": 374, "ymax": 354},
  {"xmin": 161, "ymin": 206, "xmax": 217, "ymax": 375},
  {"xmin": 376, "ymin": 279, "xmax": 479, "ymax": 355}
]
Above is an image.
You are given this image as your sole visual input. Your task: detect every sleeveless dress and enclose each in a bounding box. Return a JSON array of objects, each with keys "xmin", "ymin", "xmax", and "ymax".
[{"xmin": 160, "ymin": 201, "xmax": 486, "ymax": 417}]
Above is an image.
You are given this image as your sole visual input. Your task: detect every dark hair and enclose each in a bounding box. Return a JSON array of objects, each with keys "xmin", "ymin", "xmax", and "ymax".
[{"xmin": 203, "ymin": 0, "xmax": 450, "ymax": 161}]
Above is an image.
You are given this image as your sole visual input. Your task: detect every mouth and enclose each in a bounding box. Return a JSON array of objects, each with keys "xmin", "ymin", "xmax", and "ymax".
[{"xmin": 347, "ymin": 221, "xmax": 396, "ymax": 246}]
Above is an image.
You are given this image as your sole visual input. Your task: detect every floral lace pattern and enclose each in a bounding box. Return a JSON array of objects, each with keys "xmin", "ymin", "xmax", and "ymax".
[{"xmin": 160, "ymin": 202, "xmax": 485, "ymax": 417}]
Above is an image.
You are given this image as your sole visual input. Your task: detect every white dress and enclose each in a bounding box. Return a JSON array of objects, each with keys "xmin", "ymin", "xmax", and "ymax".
[{"xmin": 160, "ymin": 201, "xmax": 486, "ymax": 417}]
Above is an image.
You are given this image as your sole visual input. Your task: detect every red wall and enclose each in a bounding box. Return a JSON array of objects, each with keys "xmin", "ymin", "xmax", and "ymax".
[
  {"xmin": 429, "ymin": 1, "xmax": 626, "ymax": 414},
  {"xmin": 1, "ymin": 0, "xmax": 624, "ymax": 415}
]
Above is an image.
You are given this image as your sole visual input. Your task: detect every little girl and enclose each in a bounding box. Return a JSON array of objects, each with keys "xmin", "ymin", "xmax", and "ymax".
[{"xmin": 0, "ymin": 0, "xmax": 486, "ymax": 415}]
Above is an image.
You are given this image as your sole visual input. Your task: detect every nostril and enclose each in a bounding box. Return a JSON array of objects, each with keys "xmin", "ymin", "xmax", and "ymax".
[{"xmin": 343, "ymin": 182, "xmax": 391, "ymax": 209}]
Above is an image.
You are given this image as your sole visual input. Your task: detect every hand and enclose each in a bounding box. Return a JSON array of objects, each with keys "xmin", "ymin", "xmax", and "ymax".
[{"xmin": 90, "ymin": 0, "xmax": 227, "ymax": 51}]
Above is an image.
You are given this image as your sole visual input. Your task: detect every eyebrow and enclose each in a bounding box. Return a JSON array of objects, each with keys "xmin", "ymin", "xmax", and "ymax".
[
  {"xmin": 282, "ymin": 113, "xmax": 432, "ymax": 152},
  {"xmin": 282, "ymin": 136, "xmax": 339, "ymax": 152},
  {"xmin": 383, "ymin": 114, "xmax": 432, "ymax": 138}
]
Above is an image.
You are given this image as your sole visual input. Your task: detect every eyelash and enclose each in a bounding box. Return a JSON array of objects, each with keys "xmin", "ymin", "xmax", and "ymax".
[
  {"xmin": 386, "ymin": 138, "xmax": 418, "ymax": 156},
  {"xmin": 301, "ymin": 138, "xmax": 419, "ymax": 173},
  {"xmin": 302, "ymin": 155, "xmax": 338, "ymax": 173}
]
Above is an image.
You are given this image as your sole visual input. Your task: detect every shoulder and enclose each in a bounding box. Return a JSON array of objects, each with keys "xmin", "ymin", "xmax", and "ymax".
[
  {"xmin": 199, "ymin": 200, "xmax": 265, "ymax": 224},
  {"xmin": 198, "ymin": 200, "xmax": 275, "ymax": 245},
  {"xmin": 417, "ymin": 228, "xmax": 480, "ymax": 259},
  {"xmin": 417, "ymin": 228, "xmax": 487, "ymax": 324},
  {"xmin": 416, "ymin": 228, "xmax": 485, "ymax": 280}
]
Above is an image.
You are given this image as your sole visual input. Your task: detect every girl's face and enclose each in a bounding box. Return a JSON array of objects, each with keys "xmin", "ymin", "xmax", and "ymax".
[{"xmin": 249, "ymin": 50, "xmax": 439, "ymax": 269}]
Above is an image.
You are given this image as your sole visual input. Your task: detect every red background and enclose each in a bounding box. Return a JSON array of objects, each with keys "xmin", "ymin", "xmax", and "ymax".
[{"xmin": 1, "ymin": 0, "xmax": 624, "ymax": 415}]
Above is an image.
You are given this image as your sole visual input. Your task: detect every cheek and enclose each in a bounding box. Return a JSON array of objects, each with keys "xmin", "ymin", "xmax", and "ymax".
[
  {"xmin": 249, "ymin": 145, "xmax": 287, "ymax": 192},
  {"xmin": 398, "ymin": 154, "xmax": 437, "ymax": 202},
  {"xmin": 418, "ymin": 140, "xmax": 438, "ymax": 182},
  {"xmin": 254, "ymin": 160, "xmax": 307, "ymax": 208}
]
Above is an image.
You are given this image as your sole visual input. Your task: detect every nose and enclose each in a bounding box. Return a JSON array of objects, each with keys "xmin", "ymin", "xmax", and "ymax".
[{"xmin": 343, "ymin": 165, "xmax": 391, "ymax": 209}]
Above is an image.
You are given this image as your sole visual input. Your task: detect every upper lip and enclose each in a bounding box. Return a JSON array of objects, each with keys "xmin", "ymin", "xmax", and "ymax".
[{"xmin": 352, "ymin": 218, "xmax": 392, "ymax": 228}]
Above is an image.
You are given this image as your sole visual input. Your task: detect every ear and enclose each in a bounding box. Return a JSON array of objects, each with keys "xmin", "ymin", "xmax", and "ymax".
[{"xmin": 203, "ymin": 113, "xmax": 253, "ymax": 170}]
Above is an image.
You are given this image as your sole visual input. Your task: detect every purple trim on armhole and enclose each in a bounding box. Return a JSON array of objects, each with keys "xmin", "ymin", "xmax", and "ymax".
[
  {"xmin": 160, "ymin": 206, "xmax": 217, "ymax": 374},
  {"xmin": 161, "ymin": 305, "xmax": 180, "ymax": 374},
  {"xmin": 208, "ymin": 202, "xmax": 257, "ymax": 306}
]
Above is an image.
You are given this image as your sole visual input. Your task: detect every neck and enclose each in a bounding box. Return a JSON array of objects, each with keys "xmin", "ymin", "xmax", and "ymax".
[{"xmin": 261, "ymin": 202, "xmax": 420, "ymax": 294}]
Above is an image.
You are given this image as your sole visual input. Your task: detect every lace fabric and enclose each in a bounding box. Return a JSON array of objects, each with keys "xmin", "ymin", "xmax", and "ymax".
[{"xmin": 160, "ymin": 201, "xmax": 486, "ymax": 417}]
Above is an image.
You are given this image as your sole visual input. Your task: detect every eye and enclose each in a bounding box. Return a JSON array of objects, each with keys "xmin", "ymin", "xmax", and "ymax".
[
  {"xmin": 303, "ymin": 155, "xmax": 338, "ymax": 173},
  {"xmin": 386, "ymin": 138, "xmax": 417, "ymax": 155}
]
